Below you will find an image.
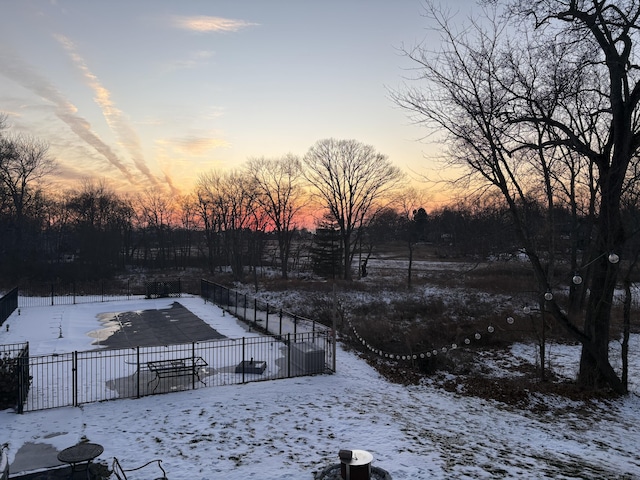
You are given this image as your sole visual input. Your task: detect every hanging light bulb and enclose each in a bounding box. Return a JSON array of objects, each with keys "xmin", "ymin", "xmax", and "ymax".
[
  {"xmin": 544, "ymin": 291, "xmax": 553, "ymax": 301},
  {"xmin": 523, "ymin": 306, "xmax": 531, "ymax": 314},
  {"xmin": 572, "ymin": 274, "xmax": 583, "ymax": 285},
  {"xmin": 608, "ymin": 253, "xmax": 620, "ymax": 264}
]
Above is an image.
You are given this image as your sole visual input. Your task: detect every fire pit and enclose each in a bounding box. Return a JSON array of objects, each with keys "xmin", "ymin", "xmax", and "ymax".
[
  {"xmin": 235, "ymin": 359, "xmax": 267, "ymax": 374},
  {"xmin": 314, "ymin": 450, "xmax": 391, "ymax": 480}
]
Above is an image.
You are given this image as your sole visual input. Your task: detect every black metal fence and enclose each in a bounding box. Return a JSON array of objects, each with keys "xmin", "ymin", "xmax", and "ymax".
[
  {"xmin": 145, "ymin": 279, "xmax": 182, "ymax": 299},
  {"xmin": 201, "ymin": 279, "xmax": 331, "ymax": 337},
  {"xmin": 0, "ymin": 287, "xmax": 18, "ymax": 327},
  {"xmin": 17, "ymin": 278, "xmax": 188, "ymax": 308},
  {"xmin": 4, "ymin": 279, "xmax": 334, "ymax": 413},
  {"xmin": 17, "ymin": 281, "xmax": 134, "ymax": 307},
  {"xmin": 21, "ymin": 331, "xmax": 330, "ymax": 412}
]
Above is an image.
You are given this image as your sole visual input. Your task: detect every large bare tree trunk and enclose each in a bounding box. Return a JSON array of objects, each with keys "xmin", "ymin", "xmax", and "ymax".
[{"xmin": 393, "ymin": 0, "xmax": 640, "ymax": 392}]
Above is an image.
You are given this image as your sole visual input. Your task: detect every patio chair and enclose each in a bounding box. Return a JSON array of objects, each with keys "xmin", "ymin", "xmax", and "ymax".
[{"xmin": 112, "ymin": 457, "xmax": 167, "ymax": 480}]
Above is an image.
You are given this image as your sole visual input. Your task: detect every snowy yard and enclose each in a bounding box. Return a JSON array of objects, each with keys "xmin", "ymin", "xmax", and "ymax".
[{"xmin": 1, "ymin": 296, "xmax": 640, "ymax": 479}]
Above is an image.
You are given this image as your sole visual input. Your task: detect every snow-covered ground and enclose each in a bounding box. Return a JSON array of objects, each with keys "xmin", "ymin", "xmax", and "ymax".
[{"xmin": 1, "ymin": 296, "xmax": 640, "ymax": 479}]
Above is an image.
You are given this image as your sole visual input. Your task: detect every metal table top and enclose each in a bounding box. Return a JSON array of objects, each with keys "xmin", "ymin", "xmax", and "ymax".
[{"xmin": 57, "ymin": 443, "xmax": 104, "ymax": 464}]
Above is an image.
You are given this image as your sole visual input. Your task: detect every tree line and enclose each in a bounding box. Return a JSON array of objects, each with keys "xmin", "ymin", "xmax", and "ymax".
[
  {"xmin": 4, "ymin": 105, "xmax": 606, "ymax": 288},
  {"xmin": 0, "ymin": 124, "xmax": 416, "ymax": 282}
]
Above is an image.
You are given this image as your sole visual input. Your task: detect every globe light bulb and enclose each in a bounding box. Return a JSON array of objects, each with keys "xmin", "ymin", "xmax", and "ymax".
[
  {"xmin": 572, "ymin": 275, "xmax": 583, "ymax": 285},
  {"xmin": 608, "ymin": 253, "xmax": 620, "ymax": 264},
  {"xmin": 523, "ymin": 306, "xmax": 531, "ymax": 314},
  {"xmin": 544, "ymin": 291, "xmax": 553, "ymax": 301}
]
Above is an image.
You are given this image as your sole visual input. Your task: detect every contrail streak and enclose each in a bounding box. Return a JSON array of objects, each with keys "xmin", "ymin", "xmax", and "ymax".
[
  {"xmin": 0, "ymin": 48, "xmax": 137, "ymax": 184},
  {"xmin": 55, "ymin": 34, "xmax": 162, "ymax": 188}
]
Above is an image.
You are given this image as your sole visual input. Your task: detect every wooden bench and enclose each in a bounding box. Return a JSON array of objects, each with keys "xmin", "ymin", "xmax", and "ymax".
[{"xmin": 147, "ymin": 357, "xmax": 208, "ymax": 393}]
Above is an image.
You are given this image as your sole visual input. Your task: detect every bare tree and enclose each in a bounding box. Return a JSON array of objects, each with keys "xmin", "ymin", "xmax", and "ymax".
[
  {"xmin": 65, "ymin": 179, "xmax": 133, "ymax": 276},
  {"xmin": 175, "ymin": 193, "xmax": 201, "ymax": 268},
  {"xmin": 196, "ymin": 170, "xmax": 258, "ymax": 281},
  {"xmin": 0, "ymin": 132, "xmax": 55, "ymax": 252},
  {"xmin": 135, "ymin": 189, "xmax": 177, "ymax": 269},
  {"xmin": 396, "ymin": 187, "xmax": 430, "ymax": 288},
  {"xmin": 245, "ymin": 155, "xmax": 306, "ymax": 279},
  {"xmin": 304, "ymin": 138, "xmax": 404, "ymax": 280},
  {"xmin": 195, "ymin": 171, "xmax": 224, "ymax": 274},
  {"xmin": 394, "ymin": 0, "xmax": 640, "ymax": 393}
]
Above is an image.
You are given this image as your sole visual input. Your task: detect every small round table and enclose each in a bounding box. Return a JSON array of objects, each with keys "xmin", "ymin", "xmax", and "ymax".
[{"xmin": 57, "ymin": 442, "xmax": 104, "ymax": 478}]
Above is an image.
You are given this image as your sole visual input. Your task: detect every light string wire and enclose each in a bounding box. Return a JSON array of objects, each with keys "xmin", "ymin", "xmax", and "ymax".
[{"xmin": 345, "ymin": 315, "xmax": 517, "ymax": 361}]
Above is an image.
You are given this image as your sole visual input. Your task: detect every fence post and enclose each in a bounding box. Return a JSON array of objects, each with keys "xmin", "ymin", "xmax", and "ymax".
[
  {"xmin": 72, "ymin": 351, "xmax": 78, "ymax": 407},
  {"xmin": 17, "ymin": 344, "xmax": 28, "ymax": 414},
  {"xmin": 279, "ymin": 310, "xmax": 283, "ymax": 337},
  {"xmin": 136, "ymin": 346, "xmax": 141, "ymax": 398},
  {"xmin": 243, "ymin": 294, "xmax": 247, "ymax": 321},
  {"xmin": 253, "ymin": 299, "xmax": 257, "ymax": 327},
  {"xmin": 73, "ymin": 282, "xmax": 76, "ymax": 305},
  {"xmin": 287, "ymin": 333, "xmax": 291, "ymax": 378},
  {"xmin": 293, "ymin": 314, "xmax": 297, "ymax": 335},
  {"xmin": 235, "ymin": 291, "xmax": 238, "ymax": 315},
  {"xmin": 51, "ymin": 284, "xmax": 54, "ymax": 306},
  {"xmin": 242, "ymin": 337, "xmax": 246, "ymax": 384},
  {"xmin": 265, "ymin": 304, "xmax": 269, "ymax": 333},
  {"xmin": 192, "ymin": 342, "xmax": 196, "ymax": 390}
]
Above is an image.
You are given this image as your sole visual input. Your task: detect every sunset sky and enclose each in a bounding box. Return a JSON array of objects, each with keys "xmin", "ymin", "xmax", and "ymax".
[{"xmin": 0, "ymin": 0, "xmax": 473, "ymax": 200}]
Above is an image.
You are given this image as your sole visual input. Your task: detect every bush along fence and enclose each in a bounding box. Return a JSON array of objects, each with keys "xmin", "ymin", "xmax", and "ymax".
[
  {"xmin": 0, "ymin": 288, "xmax": 18, "ymax": 327},
  {"xmin": 0, "ymin": 342, "xmax": 29, "ymax": 414},
  {"xmin": 19, "ymin": 331, "xmax": 331, "ymax": 413}
]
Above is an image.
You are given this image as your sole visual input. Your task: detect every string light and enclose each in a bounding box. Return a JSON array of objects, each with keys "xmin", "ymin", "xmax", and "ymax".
[
  {"xmin": 348, "ymin": 250, "xmax": 623, "ymax": 359},
  {"xmin": 572, "ymin": 251, "xmax": 620, "ymax": 285},
  {"xmin": 347, "ymin": 312, "xmax": 531, "ymax": 361},
  {"xmin": 345, "ymin": 314, "xmax": 520, "ymax": 361}
]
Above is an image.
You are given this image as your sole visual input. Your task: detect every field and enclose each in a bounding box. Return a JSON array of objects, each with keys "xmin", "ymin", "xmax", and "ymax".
[{"xmin": 228, "ymin": 246, "xmax": 640, "ymax": 404}]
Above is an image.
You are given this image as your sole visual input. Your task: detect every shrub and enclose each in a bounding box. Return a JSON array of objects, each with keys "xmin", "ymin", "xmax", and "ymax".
[{"xmin": 0, "ymin": 354, "xmax": 19, "ymax": 410}]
